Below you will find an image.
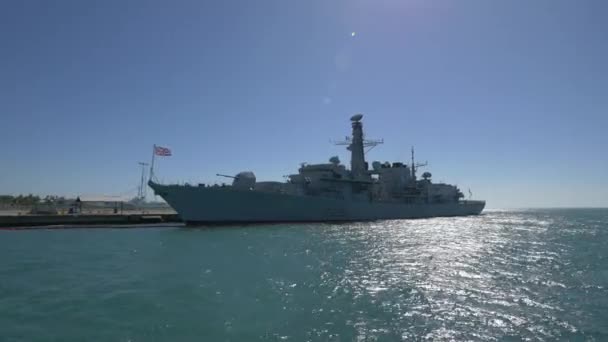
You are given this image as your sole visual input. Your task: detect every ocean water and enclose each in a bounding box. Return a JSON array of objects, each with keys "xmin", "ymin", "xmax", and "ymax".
[{"xmin": 1, "ymin": 209, "xmax": 607, "ymax": 341}]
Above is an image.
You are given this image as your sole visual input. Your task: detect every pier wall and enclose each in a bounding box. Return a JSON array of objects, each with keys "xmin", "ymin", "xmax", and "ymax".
[{"xmin": 0, "ymin": 213, "xmax": 181, "ymax": 228}]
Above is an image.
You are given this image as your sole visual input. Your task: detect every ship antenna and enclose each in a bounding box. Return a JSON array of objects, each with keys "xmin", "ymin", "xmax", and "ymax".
[
  {"xmin": 411, "ymin": 146, "xmax": 416, "ymax": 180},
  {"xmin": 410, "ymin": 146, "xmax": 427, "ymax": 181},
  {"xmin": 137, "ymin": 162, "xmax": 149, "ymax": 200}
]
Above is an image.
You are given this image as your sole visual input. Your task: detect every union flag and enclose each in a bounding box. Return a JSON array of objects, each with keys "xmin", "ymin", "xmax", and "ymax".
[{"xmin": 154, "ymin": 145, "xmax": 172, "ymax": 156}]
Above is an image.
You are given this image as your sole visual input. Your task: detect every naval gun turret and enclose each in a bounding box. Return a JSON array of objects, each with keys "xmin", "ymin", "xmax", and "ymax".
[{"xmin": 217, "ymin": 172, "xmax": 256, "ymax": 190}]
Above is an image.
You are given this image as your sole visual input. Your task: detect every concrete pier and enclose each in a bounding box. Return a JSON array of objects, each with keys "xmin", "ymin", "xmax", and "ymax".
[{"xmin": 0, "ymin": 213, "xmax": 182, "ymax": 229}]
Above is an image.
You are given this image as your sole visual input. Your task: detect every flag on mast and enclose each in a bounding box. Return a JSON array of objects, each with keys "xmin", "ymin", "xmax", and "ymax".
[
  {"xmin": 150, "ymin": 144, "xmax": 172, "ymax": 182},
  {"xmin": 154, "ymin": 145, "xmax": 172, "ymax": 156}
]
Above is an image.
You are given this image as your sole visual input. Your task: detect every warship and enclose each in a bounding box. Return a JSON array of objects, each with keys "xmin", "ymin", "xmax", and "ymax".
[{"xmin": 149, "ymin": 115, "xmax": 485, "ymax": 224}]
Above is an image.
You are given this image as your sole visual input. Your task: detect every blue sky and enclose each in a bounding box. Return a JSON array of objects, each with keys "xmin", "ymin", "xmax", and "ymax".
[{"xmin": 1, "ymin": 0, "xmax": 607, "ymax": 208}]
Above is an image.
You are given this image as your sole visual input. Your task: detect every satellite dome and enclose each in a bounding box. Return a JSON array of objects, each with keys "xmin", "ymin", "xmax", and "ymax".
[
  {"xmin": 329, "ymin": 156, "xmax": 340, "ymax": 164},
  {"xmin": 350, "ymin": 114, "xmax": 363, "ymax": 122},
  {"xmin": 372, "ymin": 161, "xmax": 382, "ymax": 171}
]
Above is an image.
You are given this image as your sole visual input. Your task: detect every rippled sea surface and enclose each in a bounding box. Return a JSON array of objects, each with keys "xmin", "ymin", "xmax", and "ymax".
[{"xmin": 1, "ymin": 209, "xmax": 607, "ymax": 341}]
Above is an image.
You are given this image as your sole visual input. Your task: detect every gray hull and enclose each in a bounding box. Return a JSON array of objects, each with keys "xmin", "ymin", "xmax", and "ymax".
[{"xmin": 150, "ymin": 182, "xmax": 485, "ymax": 224}]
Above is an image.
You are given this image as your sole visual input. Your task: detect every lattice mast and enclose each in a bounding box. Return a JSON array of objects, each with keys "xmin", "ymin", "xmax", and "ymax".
[{"xmin": 137, "ymin": 162, "xmax": 149, "ymax": 200}]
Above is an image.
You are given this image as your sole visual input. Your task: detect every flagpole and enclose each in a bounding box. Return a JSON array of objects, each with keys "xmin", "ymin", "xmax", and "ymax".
[{"xmin": 149, "ymin": 144, "xmax": 156, "ymax": 182}]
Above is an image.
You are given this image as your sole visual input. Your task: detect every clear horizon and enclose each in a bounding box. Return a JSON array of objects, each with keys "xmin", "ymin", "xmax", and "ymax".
[{"xmin": 1, "ymin": 0, "xmax": 607, "ymax": 209}]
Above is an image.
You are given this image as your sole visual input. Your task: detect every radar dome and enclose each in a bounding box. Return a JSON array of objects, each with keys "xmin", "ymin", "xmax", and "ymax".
[
  {"xmin": 329, "ymin": 156, "xmax": 340, "ymax": 165},
  {"xmin": 350, "ymin": 114, "xmax": 363, "ymax": 122},
  {"xmin": 372, "ymin": 161, "xmax": 382, "ymax": 171}
]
